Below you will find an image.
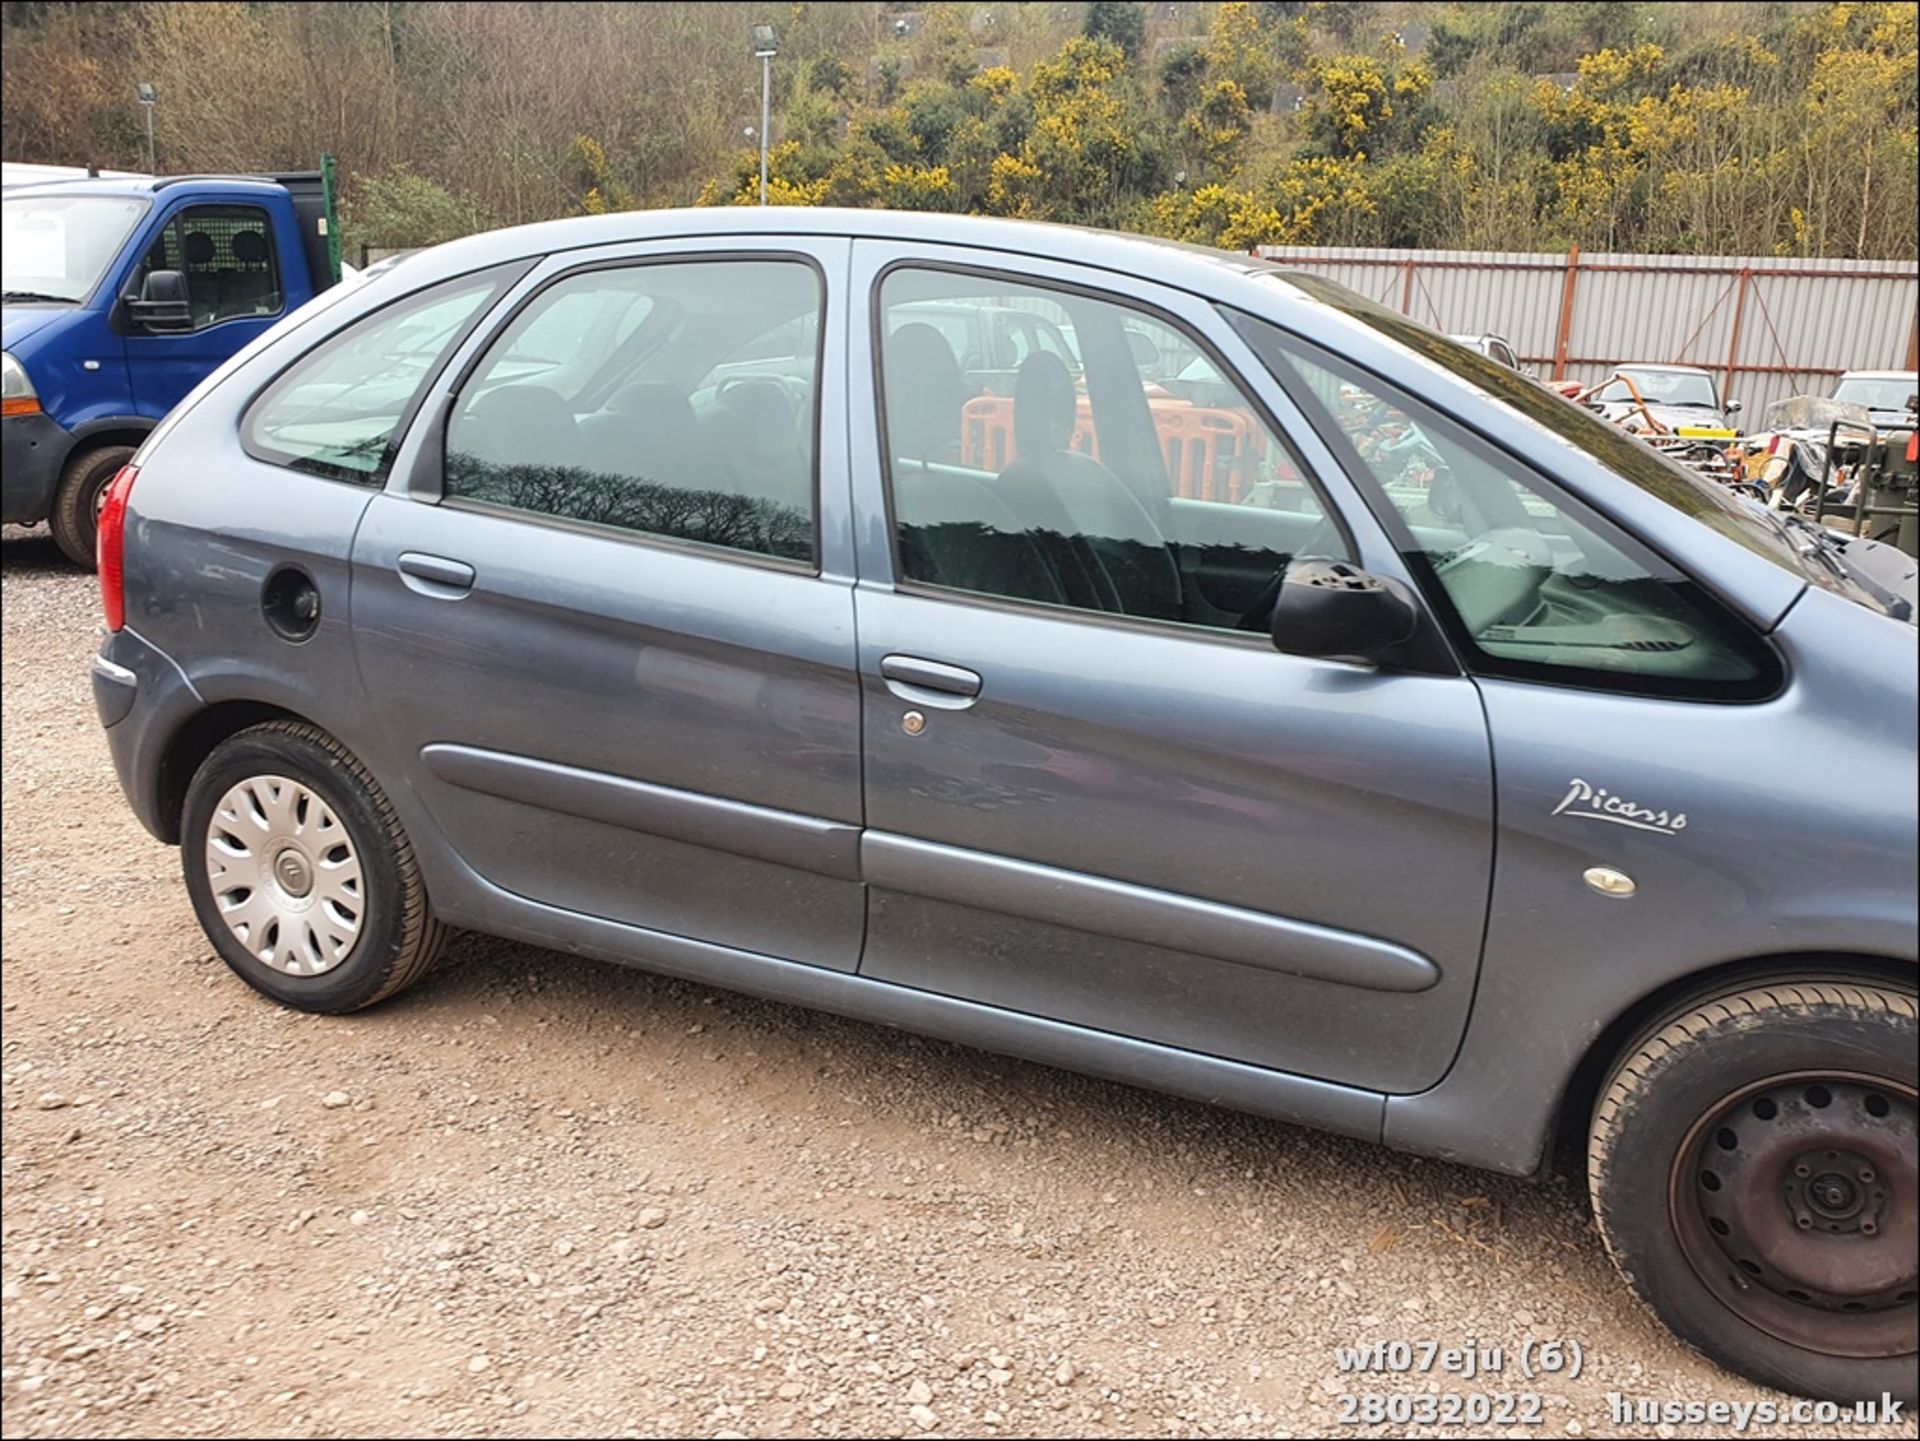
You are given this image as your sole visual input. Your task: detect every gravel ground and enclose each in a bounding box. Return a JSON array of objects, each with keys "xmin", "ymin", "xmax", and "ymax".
[{"xmin": 3, "ymin": 523, "xmax": 1913, "ymax": 1441}]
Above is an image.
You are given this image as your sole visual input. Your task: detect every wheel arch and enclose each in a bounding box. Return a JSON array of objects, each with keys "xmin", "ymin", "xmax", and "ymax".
[
  {"xmin": 154, "ymin": 698, "xmax": 307, "ymax": 844},
  {"xmin": 1550, "ymin": 951, "xmax": 1920, "ymax": 1184},
  {"xmin": 68, "ymin": 416, "xmax": 156, "ymax": 457}
]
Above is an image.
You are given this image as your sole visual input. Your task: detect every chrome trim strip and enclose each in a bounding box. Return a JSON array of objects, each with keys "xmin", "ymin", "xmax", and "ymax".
[
  {"xmin": 90, "ymin": 654, "xmax": 138, "ymax": 687},
  {"xmin": 448, "ymin": 866, "xmax": 1389, "ymax": 1143},
  {"xmin": 862, "ymin": 832, "xmax": 1441, "ymax": 994},
  {"xmin": 420, "ymin": 744, "xmax": 862, "ymax": 881}
]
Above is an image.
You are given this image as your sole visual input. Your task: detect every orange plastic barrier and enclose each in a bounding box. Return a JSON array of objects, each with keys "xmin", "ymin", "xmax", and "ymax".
[{"xmin": 960, "ymin": 395, "xmax": 1263, "ymax": 500}]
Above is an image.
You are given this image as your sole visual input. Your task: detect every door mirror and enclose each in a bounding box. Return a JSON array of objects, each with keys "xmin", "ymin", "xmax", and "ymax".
[
  {"xmin": 1270, "ymin": 558, "xmax": 1418, "ymax": 663},
  {"xmin": 128, "ymin": 270, "xmax": 192, "ymax": 332},
  {"xmin": 1725, "ymin": 399, "xmax": 1742, "ymax": 415}
]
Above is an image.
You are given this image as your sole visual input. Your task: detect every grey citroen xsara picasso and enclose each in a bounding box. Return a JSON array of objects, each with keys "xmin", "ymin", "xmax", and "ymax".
[{"xmin": 90, "ymin": 210, "xmax": 1916, "ymax": 1402}]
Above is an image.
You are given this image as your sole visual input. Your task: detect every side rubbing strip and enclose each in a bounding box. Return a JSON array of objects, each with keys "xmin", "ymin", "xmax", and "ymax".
[
  {"xmin": 421, "ymin": 744, "xmax": 862, "ymax": 881},
  {"xmin": 861, "ymin": 832, "xmax": 1441, "ymax": 993}
]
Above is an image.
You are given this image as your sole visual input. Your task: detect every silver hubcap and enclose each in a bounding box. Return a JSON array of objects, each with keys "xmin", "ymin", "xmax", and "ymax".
[{"xmin": 204, "ymin": 775, "xmax": 364, "ymax": 976}]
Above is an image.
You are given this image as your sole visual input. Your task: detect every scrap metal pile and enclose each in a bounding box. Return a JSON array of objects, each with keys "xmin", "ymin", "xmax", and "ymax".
[{"xmin": 1568, "ymin": 373, "xmax": 1919, "ymax": 557}]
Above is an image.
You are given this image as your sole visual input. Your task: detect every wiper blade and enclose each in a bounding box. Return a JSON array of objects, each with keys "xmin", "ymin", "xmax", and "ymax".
[
  {"xmin": 1776, "ymin": 511, "xmax": 1855, "ymax": 582},
  {"xmin": 2, "ymin": 290, "xmax": 73, "ymax": 303}
]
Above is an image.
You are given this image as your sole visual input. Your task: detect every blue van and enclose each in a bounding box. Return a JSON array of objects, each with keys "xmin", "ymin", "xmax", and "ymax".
[{"xmin": 2, "ymin": 163, "xmax": 340, "ymax": 564}]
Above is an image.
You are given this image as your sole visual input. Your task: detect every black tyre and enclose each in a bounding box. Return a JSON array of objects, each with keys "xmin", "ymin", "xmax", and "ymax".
[
  {"xmin": 48, "ymin": 443, "xmax": 134, "ymax": 569},
  {"xmin": 181, "ymin": 720, "xmax": 446, "ymax": 1013},
  {"xmin": 1589, "ymin": 979, "xmax": 1917, "ymax": 1403}
]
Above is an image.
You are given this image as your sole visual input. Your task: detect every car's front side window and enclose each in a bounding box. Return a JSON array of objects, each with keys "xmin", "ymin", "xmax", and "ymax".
[
  {"xmin": 442, "ymin": 257, "xmax": 821, "ymax": 566},
  {"xmin": 875, "ymin": 267, "xmax": 1344, "ymax": 634},
  {"xmin": 1259, "ymin": 336, "xmax": 1780, "ymax": 699}
]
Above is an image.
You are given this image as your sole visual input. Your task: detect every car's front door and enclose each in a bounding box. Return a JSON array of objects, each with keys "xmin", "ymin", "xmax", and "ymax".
[
  {"xmin": 351, "ymin": 238, "xmax": 866, "ymax": 970},
  {"xmin": 846, "ymin": 244, "xmax": 1494, "ymax": 1094}
]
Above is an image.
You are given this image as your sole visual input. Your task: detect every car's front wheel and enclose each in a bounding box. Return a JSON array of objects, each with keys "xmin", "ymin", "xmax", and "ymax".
[
  {"xmin": 1589, "ymin": 978, "xmax": 1917, "ymax": 1403},
  {"xmin": 181, "ymin": 720, "xmax": 446, "ymax": 1013}
]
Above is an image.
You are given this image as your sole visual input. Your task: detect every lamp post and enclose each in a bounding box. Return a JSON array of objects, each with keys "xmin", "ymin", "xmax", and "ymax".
[
  {"xmin": 136, "ymin": 82, "xmax": 158, "ymax": 173},
  {"xmin": 751, "ymin": 24, "xmax": 777, "ymax": 206}
]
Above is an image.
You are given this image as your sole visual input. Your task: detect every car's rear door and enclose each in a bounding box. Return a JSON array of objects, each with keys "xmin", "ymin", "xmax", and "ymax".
[
  {"xmin": 845, "ymin": 241, "xmax": 1495, "ymax": 1094},
  {"xmin": 350, "ymin": 236, "xmax": 866, "ymax": 970}
]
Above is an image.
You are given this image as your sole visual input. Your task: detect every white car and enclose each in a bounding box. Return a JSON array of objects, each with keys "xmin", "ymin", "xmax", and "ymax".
[
  {"xmin": 1449, "ymin": 332, "xmax": 1524, "ymax": 372},
  {"xmin": 1832, "ymin": 369, "xmax": 1918, "ymax": 430},
  {"xmin": 1588, "ymin": 363, "xmax": 1740, "ymax": 432}
]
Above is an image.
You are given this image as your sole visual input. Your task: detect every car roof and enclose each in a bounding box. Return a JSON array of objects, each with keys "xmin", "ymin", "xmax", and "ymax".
[
  {"xmin": 1615, "ymin": 363, "xmax": 1712, "ymax": 376},
  {"xmin": 1838, "ymin": 369, "xmax": 1917, "ymax": 381},
  {"xmin": 379, "ymin": 206, "xmax": 1300, "ymax": 309}
]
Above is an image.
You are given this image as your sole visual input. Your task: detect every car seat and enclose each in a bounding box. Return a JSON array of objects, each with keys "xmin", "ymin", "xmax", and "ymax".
[
  {"xmin": 577, "ymin": 382, "xmax": 703, "ymax": 492},
  {"xmin": 449, "ymin": 385, "xmax": 584, "ymax": 509},
  {"xmin": 997, "ymin": 352, "xmax": 1183, "ymax": 621},
  {"xmin": 182, "ymin": 231, "xmax": 219, "ymax": 327},
  {"xmin": 883, "ymin": 323, "xmax": 969, "ymax": 466},
  {"xmin": 714, "ymin": 377, "xmax": 810, "ymax": 511},
  {"xmin": 224, "ymin": 229, "xmax": 278, "ymax": 317}
]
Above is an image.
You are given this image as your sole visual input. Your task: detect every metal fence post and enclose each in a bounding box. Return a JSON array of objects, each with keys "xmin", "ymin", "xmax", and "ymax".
[
  {"xmin": 1722, "ymin": 267, "xmax": 1752, "ymax": 407},
  {"xmin": 1552, "ymin": 245, "xmax": 1580, "ymax": 381}
]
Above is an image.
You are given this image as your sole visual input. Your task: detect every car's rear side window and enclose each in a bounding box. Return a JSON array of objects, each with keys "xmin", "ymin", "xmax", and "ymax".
[
  {"xmin": 441, "ymin": 257, "xmax": 822, "ymax": 566},
  {"xmin": 242, "ymin": 272, "xmax": 505, "ymax": 486}
]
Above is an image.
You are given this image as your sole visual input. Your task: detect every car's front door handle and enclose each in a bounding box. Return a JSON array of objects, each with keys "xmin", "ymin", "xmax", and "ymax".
[
  {"xmin": 880, "ymin": 654, "xmax": 982, "ymax": 709},
  {"xmin": 397, "ymin": 551, "xmax": 475, "ymax": 598}
]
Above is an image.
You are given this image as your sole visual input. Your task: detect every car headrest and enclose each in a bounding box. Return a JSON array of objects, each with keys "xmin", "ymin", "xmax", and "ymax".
[
  {"xmin": 719, "ymin": 378, "xmax": 797, "ymax": 462},
  {"xmin": 606, "ymin": 383, "xmax": 698, "ymax": 445},
  {"xmin": 458, "ymin": 385, "xmax": 578, "ymax": 471},
  {"xmin": 1013, "ymin": 351, "xmax": 1076, "ymax": 458},
  {"xmin": 885, "ymin": 322, "xmax": 966, "ymax": 461},
  {"xmin": 182, "ymin": 231, "xmax": 216, "ymax": 266}
]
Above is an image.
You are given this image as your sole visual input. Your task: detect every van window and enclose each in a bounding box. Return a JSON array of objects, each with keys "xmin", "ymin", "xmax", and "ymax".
[{"xmin": 137, "ymin": 204, "xmax": 282, "ymax": 329}]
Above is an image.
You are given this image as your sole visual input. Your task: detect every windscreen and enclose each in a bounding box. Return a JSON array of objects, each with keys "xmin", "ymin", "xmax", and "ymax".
[
  {"xmin": 3, "ymin": 194, "xmax": 149, "ymax": 302},
  {"xmin": 1253, "ymin": 270, "xmax": 1821, "ymax": 585},
  {"xmin": 1599, "ymin": 369, "xmax": 1720, "ymax": 409},
  {"xmin": 1833, "ymin": 375, "xmax": 1918, "ymax": 414}
]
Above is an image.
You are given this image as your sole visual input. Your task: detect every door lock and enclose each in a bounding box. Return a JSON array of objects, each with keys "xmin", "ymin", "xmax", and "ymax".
[{"xmin": 901, "ymin": 710, "xmax": 927, "ymax": 736}]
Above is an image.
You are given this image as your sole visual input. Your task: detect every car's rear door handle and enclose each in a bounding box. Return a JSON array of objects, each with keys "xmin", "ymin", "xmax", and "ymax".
[
  {"xmin": 397, "ymin": 551, "xmax": 475, "ymax": 598},
  {"xmin": 880, "ymin": 654, "xmax": 982, "ymax": 709}
]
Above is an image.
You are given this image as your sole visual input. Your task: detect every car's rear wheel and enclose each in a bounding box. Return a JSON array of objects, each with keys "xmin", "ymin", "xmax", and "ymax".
[
  {"xmin": 181, "ymin": 720, "xmax": 446, "ymax": 1013},
  {"xmin": 48, "ymin": 443, "xmax": 134, "ymax": 569},
  {"xmin": 1589, "ymin": 979, "xmax": 1917, "ymax": 1402}
]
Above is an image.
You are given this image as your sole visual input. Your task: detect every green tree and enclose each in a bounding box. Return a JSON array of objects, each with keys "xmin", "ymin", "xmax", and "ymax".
[{"xmin": 1084, "ymin": 1, "xmax": 1148, "ymax": 59}]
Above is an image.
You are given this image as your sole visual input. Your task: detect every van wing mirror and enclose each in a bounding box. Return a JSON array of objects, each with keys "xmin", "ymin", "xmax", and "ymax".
[{"xmin": 127, "ymin": 270, "xmax": 193, "ymax": 332}]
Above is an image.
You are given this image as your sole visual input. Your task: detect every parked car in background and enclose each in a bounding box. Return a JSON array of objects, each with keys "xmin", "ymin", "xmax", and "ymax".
[
  {"xmin": 1586, "ymin": 363, "xmax": 1740, "ymax": 433},
  {"xmin": 1832, "ymin": 369, "xmax": 1919, "ymax": 430},
  {"xmin": 1450, "ymin": 331, "xmax": 1525, "ymax": 372},
  {"xmin": 2, "ymin": 160, "xmax": 341, "ymax": 566},
  {"xmin": 91, "ymin": 208, "xmax": 1914, "ymax": 1406}
]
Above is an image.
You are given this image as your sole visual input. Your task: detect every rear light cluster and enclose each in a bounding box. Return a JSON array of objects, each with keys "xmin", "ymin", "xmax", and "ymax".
[{"xmin": 98, "ymin": 464, "xmax": 139, "ymax": 633}]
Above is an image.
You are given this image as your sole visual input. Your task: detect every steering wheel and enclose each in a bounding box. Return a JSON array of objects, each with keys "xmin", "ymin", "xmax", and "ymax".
[
  {"xmin": 715, "ymin": 372, "xmax": 806, "ymax": 413},
  {"xmin": 1234, "ymin": 514, "xmax": 1346, "ymax": 632}
]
